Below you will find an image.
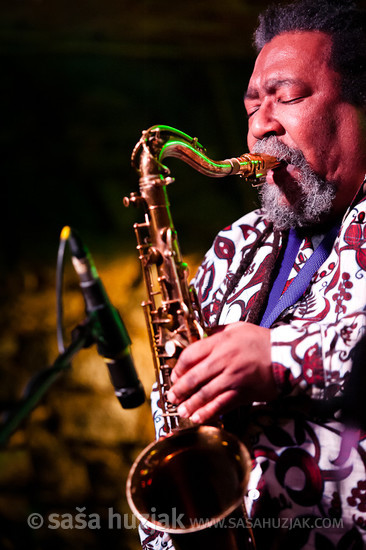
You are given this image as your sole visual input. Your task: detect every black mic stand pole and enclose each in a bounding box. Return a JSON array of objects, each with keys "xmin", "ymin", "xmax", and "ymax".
[{"xmin": 0, "ymin": 319, "xmax": 94, "ymax": 446}]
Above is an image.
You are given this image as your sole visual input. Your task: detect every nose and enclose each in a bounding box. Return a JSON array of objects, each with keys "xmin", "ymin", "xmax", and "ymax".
[{"xmin": 248, "ymin": 101, "xmax": 285, "ymax": 142}]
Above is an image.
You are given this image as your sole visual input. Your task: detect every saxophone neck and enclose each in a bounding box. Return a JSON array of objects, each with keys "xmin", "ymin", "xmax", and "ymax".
[{"xmin": 131, "ymin": 124, "xmax": 281, "ymax": 185}]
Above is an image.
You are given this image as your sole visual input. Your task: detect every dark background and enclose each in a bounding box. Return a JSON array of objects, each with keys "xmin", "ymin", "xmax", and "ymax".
[{"xmin": 1, "ymin": 0, "xmax": 271, "ymax": 279}]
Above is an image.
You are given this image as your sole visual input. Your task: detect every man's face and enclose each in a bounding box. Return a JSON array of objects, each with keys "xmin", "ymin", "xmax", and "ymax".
[{"xmin": 244, "ymin": 31, "xmax": 366, "ymax": 227}]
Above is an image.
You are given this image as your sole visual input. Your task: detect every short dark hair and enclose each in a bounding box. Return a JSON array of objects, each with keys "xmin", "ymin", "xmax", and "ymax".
[{"xmin": 254, "ymin": 0, "xmax": 366, "ymax": 108}]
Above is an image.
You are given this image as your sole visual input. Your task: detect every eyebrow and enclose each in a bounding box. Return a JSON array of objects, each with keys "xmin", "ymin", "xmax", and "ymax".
[{"xmin": 244, "ymin": 78, "xmax": 305, "ymax": 100}]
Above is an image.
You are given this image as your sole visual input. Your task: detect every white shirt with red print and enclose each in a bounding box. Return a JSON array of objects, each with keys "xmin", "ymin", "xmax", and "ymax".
[{"xmin": 139, "ymin": 194, "xmax": 366, "ymax": 550}]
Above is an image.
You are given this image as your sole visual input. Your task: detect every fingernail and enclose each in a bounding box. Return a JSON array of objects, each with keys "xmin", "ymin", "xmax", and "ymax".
[
  {"xmin": 177, "ymin": 404, "xmax": 188, "ymax": 418},
  {"xmin": 167, "ymin": 390, "xmax": 177, "ymax": 404},
  {"xmin": 190, "ymin": 412, "xmax": 201, "ymax": 424}
]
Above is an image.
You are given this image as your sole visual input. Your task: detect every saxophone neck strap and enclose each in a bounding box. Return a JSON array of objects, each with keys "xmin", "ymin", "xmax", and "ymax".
[{"xmin": 259, "ymin": 223, "xmax": 340, "ymax": 328}]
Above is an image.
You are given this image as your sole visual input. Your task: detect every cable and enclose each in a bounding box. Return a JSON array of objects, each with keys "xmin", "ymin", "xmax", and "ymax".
[{"xmin": 56, "ymin": 226, "xmax": 71, "ymax": 354}]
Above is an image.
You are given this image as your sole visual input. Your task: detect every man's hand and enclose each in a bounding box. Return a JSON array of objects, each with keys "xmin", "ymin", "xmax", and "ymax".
[{"xmin": 167, "ymin": 321, "xmax": 277, "ymax": 424}]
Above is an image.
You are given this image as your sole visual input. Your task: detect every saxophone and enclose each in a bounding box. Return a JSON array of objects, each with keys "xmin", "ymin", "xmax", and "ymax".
[{"xmin": 125, "ymin": 125, "xmax": 280, "ymax": 550}]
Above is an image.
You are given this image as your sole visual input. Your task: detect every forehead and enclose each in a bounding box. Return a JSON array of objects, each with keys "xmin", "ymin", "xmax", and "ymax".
[{"xmin": 247, "ymin": 31, "xmax": 336, "ymax": 94}]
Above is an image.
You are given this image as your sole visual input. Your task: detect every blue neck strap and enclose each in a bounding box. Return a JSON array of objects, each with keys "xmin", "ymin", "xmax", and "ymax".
[{"xmin": 259, "ymin": 224, "xmax": 340, "ymax": 328}]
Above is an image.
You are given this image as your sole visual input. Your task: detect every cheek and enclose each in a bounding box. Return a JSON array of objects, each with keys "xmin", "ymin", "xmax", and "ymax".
[
  {"xmin": 298, "ymin": 113, "xmax": 344, "ymax": 174},
  {"xmin": 281, "ymin": 112, "xmax": 327, "ymax": 167},
  {"xmin": 247, "ymin": 128, "xmax": 256, "ymax": 151}
]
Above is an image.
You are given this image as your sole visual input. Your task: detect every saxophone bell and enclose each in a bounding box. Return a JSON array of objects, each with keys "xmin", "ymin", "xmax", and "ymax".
[{"xmin": 127, "ymin": 425, "xmax": 253, "ymax": 550}]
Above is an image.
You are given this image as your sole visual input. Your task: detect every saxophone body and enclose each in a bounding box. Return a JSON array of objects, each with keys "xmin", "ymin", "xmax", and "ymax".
[{"xmin": 125, "ymin": 125, "xmax": 280, "ymax": 550}]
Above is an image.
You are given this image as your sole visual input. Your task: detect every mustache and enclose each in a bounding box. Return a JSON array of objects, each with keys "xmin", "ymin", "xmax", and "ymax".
[{"xmin": 252, "ymin": 136, "xmax": 307, "ymax": 169}]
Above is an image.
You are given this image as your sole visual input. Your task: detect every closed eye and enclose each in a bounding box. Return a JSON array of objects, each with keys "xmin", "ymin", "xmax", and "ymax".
[
  {"xmin": 279, "ymin": 96, "xmax": 306, "ymax": 104},
  {"xmin": 246, "ymin": 107, "xmax": 260, "ymax": 119}
]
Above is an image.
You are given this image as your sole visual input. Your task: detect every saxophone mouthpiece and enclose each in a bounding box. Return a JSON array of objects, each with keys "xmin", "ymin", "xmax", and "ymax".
[
  {"xmin": 259, "ymin": 153, "xmax": 283, "ymax": 171},
  {"xmin": 235, "ymin": 153, "xmax": 283, "ymax": 186}
]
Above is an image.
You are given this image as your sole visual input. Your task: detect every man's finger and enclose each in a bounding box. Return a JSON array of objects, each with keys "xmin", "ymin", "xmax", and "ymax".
[
  {"xmin": 189, "ymin": 390, "xmax": 239, "ymax": 424},
  {"xmin": 170, "ymin": 335, "xmax": 214, "ymax": 383},
  {"xmin": 168, "ymin": 356, "xmax": 221, "ymax": 403}
]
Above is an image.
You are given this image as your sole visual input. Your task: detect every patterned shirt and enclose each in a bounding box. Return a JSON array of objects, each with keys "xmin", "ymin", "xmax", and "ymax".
[{"xmin": 139, "ymin": 194, "xmax": 366, "ymax": 550}]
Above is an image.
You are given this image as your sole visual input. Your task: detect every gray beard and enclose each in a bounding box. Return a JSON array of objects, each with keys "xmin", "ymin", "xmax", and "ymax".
[{"xmin": 252, "ymin": 137, "xmax": 337, "ymax": 231}]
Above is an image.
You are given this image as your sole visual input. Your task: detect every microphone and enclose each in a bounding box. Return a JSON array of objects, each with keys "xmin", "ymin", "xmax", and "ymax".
[{"xmin": 65, "ymin": 226, "xmax": 145, "ymax": 409}]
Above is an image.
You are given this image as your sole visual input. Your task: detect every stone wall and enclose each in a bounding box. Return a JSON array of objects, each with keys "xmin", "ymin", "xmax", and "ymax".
[{"xmin": 0, "ymin": 252, "xmax": 192, "ymax": 549}]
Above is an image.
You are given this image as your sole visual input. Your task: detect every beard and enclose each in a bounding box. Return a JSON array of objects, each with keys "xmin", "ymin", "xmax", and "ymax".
[{"xmin": 252, "ymin": 137, "xmax": 337, "ymax": 231}]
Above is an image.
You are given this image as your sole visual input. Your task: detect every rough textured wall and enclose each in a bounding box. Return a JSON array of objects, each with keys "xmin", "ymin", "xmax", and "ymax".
[{"xmin": 0, "ymin": 254, "xmax": 163, "ymax": 549}]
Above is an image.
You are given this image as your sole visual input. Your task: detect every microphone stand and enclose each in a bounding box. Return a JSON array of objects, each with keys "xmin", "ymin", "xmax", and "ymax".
[{"xmin": 0, "ymin": 319, "xmax": 94, "ymax": 446}]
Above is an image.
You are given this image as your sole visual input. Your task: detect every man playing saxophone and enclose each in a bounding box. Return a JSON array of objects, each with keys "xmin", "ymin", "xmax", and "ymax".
[{"xmin": 152, "ymin": 0, "xmax": 366, "ymax": 548}]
